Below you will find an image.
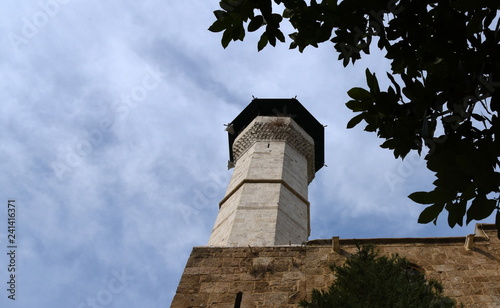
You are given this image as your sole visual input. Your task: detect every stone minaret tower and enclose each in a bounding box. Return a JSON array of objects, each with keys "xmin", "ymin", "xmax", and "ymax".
[{"xmin": 208, "ymin": 98, "xmax": 324, "ymax": 247}]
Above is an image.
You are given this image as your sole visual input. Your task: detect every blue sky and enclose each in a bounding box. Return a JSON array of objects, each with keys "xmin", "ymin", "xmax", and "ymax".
[{"xmin": 0, "ymin": 1, "xmax": 495, "ymax": 307}]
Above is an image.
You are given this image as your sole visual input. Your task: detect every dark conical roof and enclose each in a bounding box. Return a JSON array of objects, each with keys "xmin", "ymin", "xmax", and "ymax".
[{"xmin": 228, "ymin": 98, "xmax": 324, "ymax": 172}]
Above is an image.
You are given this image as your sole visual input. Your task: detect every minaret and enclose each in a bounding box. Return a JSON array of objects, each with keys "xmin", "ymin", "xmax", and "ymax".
[{"xmin": 208, "ymin": 98, "xmax": 324, "ymax": 246}]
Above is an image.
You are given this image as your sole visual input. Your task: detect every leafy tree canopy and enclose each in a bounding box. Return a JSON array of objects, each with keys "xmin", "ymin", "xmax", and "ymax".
[
  {"xmin": 299, "ymin": 245, "xmax": 458, "ymax": 308},
  {"xmin": 209, "ymin": 0, "xmax": 500, "ymax": 235}
]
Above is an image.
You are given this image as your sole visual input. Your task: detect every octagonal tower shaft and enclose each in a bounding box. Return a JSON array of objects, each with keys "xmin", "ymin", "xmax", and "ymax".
[{"xmin": 208, "ymin": 115, "xmax": 316, "ymax": 246}]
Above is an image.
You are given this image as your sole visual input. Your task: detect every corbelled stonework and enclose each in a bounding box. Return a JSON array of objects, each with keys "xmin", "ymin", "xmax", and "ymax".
[
  {"xmin": 232, "ymin": 116, "xmax": 316, "ymax": 183},
  {"xmin": 172, "ymin": 224, "xmax": 500, "ymax": 308}
]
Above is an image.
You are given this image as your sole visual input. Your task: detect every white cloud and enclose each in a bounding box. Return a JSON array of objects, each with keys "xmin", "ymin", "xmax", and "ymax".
[{"xmin": 0, "ymin": 1, "xmax": 494, "ymax": 307}]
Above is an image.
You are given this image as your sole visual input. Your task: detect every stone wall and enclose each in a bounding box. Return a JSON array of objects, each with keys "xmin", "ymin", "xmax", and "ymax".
[{"xmin": 171, "ymin": 224, "xmax": 500, "ymax": 308}]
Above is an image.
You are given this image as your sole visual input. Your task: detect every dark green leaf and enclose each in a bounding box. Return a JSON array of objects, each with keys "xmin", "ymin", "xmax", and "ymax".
[
  {"xmin": 271, "ymin": 13, "xmax": 283, "ymax": 25},
  {"xmin": 231, "ymin": 24, "xmax": 245, "ymax": 41},
  {"xmin": 209, "ymin": 18, "xmax": 230, "ymax": 33},
  {"xmin": 268, "ymin": 32, "xmax": 276, "ymax": 46},
  {"xmin": 466, "ymin": 195, "xmax": 497, "ymax": 224},
  {"xmin": 345, "ymin": 99, "xmax": 371, "ymax": 112},
  {"xmin": 380, "ymin": 139, "xmax": 398, "ymax": 151},
  {"xmin": 275, "ymin": 29, "xmax": 285, "ymax": 43},
  {"xmin": 248, "ymin": 15, "xmax": 264, "ymax": 32},
  {"xmin": 430, "ymin": 188, "xmax": 456, "ymax": 204},
  {"xmin": 446, "ymin": 200, "xmax": 466, "ymax": 228},
  {"xmin": 265, "ymin": 25, "xmax": 277, "ymax": 46},
  {"xmin": 214, "ymin": 10, "xmax": 226, "ymax": 20},
  {"xmin": 365, "ymin": 69, "xmax": 379, "ymax": 94},
  {"xmin": 471, "ymin": 113, "xmax": 486, "ymax": 122},
  {"xmin": 220, "ymin": 1, "xmax": 235, "ymax": 12},
  {"xmin": 257, "ymin": 33, "xmax": 268, "ymax": 51},
  {"xmin": 408, "ymin": 191, "xmax": 434, "ymax": 204},
  {"xmin": 346, "ymin": 113, "xmax": 364, "ymax": 129},
  {"xmin": 347, "ymin": 87, "xmax": 372, "ymax": 101},
  {"xmin": 418, "ymin": 204, "xmax": 444, "ymax": 224},
  {"xmin": 221, "ymin": 28, "xmax": 232, "ymax": 48}
]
